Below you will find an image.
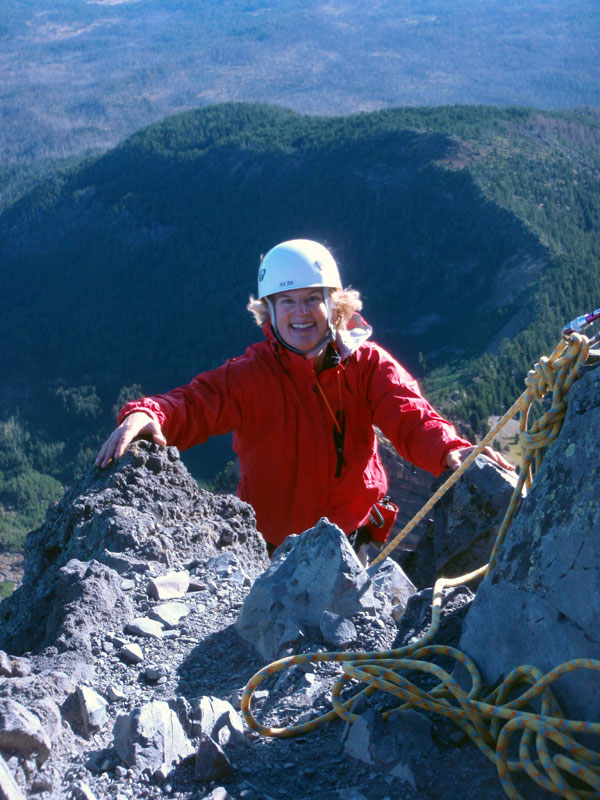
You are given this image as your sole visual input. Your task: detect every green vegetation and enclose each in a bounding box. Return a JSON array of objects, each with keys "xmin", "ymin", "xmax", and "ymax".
[
  {"xmin": 0, "ymin": 582, "xmax": 14, "ymax": 600},
  {"xmin": 1, "ymin": 101, "xmax": 599, "ymax": 549},
  {"xmin": 0, "ymin": 418, "xmax": 63, "ymax": 551}
]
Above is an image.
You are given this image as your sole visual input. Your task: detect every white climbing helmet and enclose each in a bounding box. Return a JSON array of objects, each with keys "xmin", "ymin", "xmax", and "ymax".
[{"xmin": 257, "ymin": 239, "xmax": 342, "ymax": 299}]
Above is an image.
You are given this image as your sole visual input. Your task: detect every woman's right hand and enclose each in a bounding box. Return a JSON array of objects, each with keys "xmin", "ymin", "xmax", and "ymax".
[{"xmin": 95, "ymin": 412, "xmax": 167, "ymax": 468}]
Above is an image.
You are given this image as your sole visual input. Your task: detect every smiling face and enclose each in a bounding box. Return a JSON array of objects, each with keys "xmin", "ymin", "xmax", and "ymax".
[{"xmin": 272, "ymin": 286, "xmax": 329, "ymax": 353}]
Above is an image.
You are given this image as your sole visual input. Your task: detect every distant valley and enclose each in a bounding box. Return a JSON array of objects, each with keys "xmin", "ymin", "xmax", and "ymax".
[{"xmin": 1, "ymin": 0, "xmax": 598, "ymax": 163}]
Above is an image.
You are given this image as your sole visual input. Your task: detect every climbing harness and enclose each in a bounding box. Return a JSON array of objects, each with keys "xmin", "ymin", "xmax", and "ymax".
[{"xmin": 242, "ymin": 326, "xmax": 600, "ymax": 800}]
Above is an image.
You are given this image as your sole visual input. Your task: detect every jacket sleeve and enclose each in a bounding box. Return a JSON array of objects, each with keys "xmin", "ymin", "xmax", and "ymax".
[
  {"xmin": 117, "ymin": 359, "xmax": 243, "ymax": 452},
  {"xmin": 364, "ymin": 344, "xmax": 471, "ymax": 476}
]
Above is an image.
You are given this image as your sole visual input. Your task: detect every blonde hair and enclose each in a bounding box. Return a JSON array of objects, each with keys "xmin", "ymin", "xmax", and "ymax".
[{"xmin": 247, "ymin": 288, "xmax": 363, "ymax": 331}]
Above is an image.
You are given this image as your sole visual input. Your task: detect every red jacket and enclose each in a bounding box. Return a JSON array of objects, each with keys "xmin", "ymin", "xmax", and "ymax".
[{"xmin": 119, "ymin": 323, "xmax": 470, "ymax": 546}]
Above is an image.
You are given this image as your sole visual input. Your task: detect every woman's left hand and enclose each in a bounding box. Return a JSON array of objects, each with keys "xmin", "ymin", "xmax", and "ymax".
[{"xmin": 446, "ymin": 445, "xmax": 516, "ymax": 472}]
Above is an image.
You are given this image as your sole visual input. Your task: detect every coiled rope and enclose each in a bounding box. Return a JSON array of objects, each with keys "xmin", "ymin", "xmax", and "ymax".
[{"xmin": 241, "ymin": 333, "xmax": 600, "ymax": 800}]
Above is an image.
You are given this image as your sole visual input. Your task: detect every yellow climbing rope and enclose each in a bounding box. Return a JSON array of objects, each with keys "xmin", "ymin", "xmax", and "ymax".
[{"xmin": 241, "ymin": 333, "xmax": 600, "ymax": 800}]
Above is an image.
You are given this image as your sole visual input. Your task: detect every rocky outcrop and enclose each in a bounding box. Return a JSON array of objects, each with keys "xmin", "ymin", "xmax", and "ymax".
[
  {"xmin": 0, "ymin": 440, "xmax": 265, "ymax": 657},
  {"xmin": 0, "ymin": 407, "xmax": 597, "ymax": 800},
  {"xmin": 459, "ymin": 364, "xmax": 600, "ymax": 722},
  {"xmin": 401, "ymin": 454, "xmax": 519, "ymax": 588},
  {"xmin": 0, "ymin": 440, "xmax": 508, "ymax": 799},
  {"xmin": 0, "ymin": 442, "xmax": 272, "ymax": 798}
]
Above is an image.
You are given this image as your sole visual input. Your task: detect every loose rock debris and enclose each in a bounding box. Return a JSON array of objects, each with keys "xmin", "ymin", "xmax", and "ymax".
[{"xmin": 0, "ymin": 441, "xmax": 548, "ymax": 799}]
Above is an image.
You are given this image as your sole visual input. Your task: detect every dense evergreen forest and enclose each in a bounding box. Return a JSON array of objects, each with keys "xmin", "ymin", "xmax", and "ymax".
[{"xmin": 1, "ymin": 102, "xmax": 599, "ymax": 551}]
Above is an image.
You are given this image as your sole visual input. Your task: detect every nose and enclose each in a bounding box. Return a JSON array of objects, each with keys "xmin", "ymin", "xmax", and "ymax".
[{"xmin": 293, "ymin": 299, "xmax": 310, "ymax": 314}]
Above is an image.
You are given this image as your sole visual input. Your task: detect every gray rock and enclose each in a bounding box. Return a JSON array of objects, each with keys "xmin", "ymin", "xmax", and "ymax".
[
  {"xmin": 104, "ymin": 551, "xmax": 150, "ymax": 575},
  {"xmin": 236, "ymin": 518, "xmax": 379, "ymax": 659},
  {"xmin": 76, "ymin": 686, "xmax": 108, "ymax": 737},
  {"xmin": 434, "ymin": 455, "xmax": 519, "ymax": 572},
  {"xmin": 204, "ymin": 552, "xmax": 250, "ymax": 586},
  {"xmin": 6, "ymin": 659, "xmax": 30, "ymax": 679},
  {"xmin": 203, "ymin": 788, "xmax": 235, "ymax": 800},
  {"xmin": 403, "ymin": 455, "xmax": 519, "ymax": 588},
  {"xmin": 148, "ymin": 601, "xmax": 190, "ymax": 628},
  {"xmin": 0, "ymin": 442, "xmax": 266, "ymax": 656},
  {"xmin": 367, "ymin": 557, "xmax": 416, "ymax": 618},
  {"xmin": 30, "ymin": 772, "xmax": 53, "ymax": 793},
  {"xmin": 30, "ymin": 697, "xmax": 62, "ymax": 746},
  {"xmin": 194, "ymin": 733, "xmax": 232, "ymax": 782},
  {"xmin": 189, "ymin": 696, "xmax": 245, "ymax": 746},
  {"xmin": 144, "ymin": 664, "xmax": 168, "ymax": 682},
  {"xmin": 0, "ymin": 753, "xmax": 26, "ymax": 800},
  {"xmin": 124, "ymin": 617, "xmax": 164, "ymax": 639},
  {"xmin": 344, "ymin": 708, "xmax": 435, "ymax": 788},
  {"xmin": 69, "ymin": 782, "xmax": 98, "ymax": 800},
  {"xmin": 460, "ymin": 365, "xmax": 600, "ymax": 722},
  {"xmin": 113, "ymin": 700, "xmax": 194, "ymax": 773},
  {"xmin": 55, "ymin": 559, "xmax": 134, "ymax": 666},
  {"xmin": 395, "ymin": 586, "xmax": 474, "ymax": 650},
  {"xmin": 0, "ymin": 699, "xmax": 51, "ymax": 767},
  {"xmin": 107, "ymin": 686, "xmax": 127, "ymax": 703},
  {"xmin": 147, "ymin": 571, "xmax": 190, "ymax": 600},
  {"xmin": 319, "ymin": 612, "xmax": 357, "ymax": 648},
  {"xmin": 0, "ymin": 652, "xmax": 11, "ymax": 678},
  {"xmin": 118, "ymin": 644, "xmax": 144, "ymax": 664}
]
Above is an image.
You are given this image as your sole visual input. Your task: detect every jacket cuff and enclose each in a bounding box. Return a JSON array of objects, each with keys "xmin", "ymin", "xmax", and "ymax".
[{"xmin": 117, "ymin": 398, "xmax": 166, "ymax": 428}]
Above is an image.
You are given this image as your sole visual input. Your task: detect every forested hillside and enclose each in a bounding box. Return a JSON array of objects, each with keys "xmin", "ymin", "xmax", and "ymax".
[{"xmin": 1, "ymin": 102, "xmax": 599, "ymax": 550}]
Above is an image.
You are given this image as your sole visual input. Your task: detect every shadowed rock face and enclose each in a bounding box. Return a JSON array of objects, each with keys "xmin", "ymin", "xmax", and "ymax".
[
  {"xmin": 0, "ymin": 441, "xmax": 265, "ymax": 656},
  {"xmin": 401, "ymin": 454, "xmax": 519, "ymax": 590},
  {"xmin": 459, "ymin": 364, "xmax": 600, "ymax": 721}
]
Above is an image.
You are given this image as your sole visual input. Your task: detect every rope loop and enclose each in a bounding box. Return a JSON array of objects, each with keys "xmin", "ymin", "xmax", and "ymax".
[{"xmin": 242, "ymin": 332, "xmax": 597, "ymax": 800}]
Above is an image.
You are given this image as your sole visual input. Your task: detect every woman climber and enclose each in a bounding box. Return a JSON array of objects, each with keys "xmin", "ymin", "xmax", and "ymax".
[{"xmin": 95, "ymin": 239, "xmax": 512, "ymax": 551}]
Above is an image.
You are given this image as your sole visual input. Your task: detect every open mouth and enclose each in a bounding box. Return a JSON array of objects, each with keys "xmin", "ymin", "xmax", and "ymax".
[{"xmin": 290, "ymin": 323, "xmax": 315, "ymax": 330}]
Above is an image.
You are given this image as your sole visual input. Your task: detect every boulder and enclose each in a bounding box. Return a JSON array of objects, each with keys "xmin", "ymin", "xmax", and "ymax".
[
  {"xmin": 459, "ymin": 364, "xmax": 600, "ymax": 721},
  {"xmin": 113, "ymin": 700, "xmax": 194, "ymax": 774},
  {"xmin": 194, "ymin": 733, "xmax": 232, "ymax": 782},
  {"xmin": 76, "ymin": 686, "xmax": 108, "ymax": 737},
  {"xmin": 367, "ymin": 557, "xmax": 416, "ymax": 618},
  {"xmin": 402, "ymin": 455, "xmax": 519, "ymax": 588},
  {"xmin": 236, "ymin": 519, "xmax": 380, "ymax": 659},
  {"xmin": 0, "ymin": 753, "xmax": 25, "ymax": 800},
  {"xmin": 344, "ymin": 708, "xmax": 435, "ymax": 788},
  {"xmin": 188, "ymin": 696, "xmax": 245, "ymax": 746},
  {"xmin": 0, "ymin": 699, "xmax": 51, "ymax": 767}
]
